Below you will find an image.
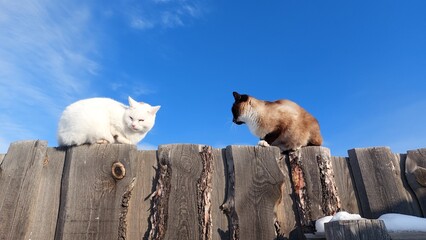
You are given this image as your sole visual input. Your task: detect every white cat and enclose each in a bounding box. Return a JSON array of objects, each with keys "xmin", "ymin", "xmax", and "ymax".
[{"xmin": 57, "ymin": 96, "xmax": 160, "ymax": 146}]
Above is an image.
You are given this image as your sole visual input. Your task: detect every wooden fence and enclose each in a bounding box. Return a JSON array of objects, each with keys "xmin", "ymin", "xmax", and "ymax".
[{"xmin": 0, "ymin": 140, "xmax": 425, "ymax": 240}]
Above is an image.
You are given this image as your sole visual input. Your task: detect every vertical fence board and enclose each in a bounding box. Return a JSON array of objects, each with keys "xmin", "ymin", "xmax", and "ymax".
[
  {"xmin": 55, "ymin": 144, "xmax": 137, "ymax": 240},
  {"xmin": 405, "ymin": 148, "xmax": 426, "ymax": 216},
  {"xmin": 127, "ymin": 150, "xmax": 158, "ymax": 239},
  {"xmin": 224, "ymin": 145, "xmax": 284, "ymax": 240},
  {"xmin": 29, "ymin": 147, "xmax": 65, "ymax": 240},
  {"xmin": 158, "ymin": 144, "xmax": 204, "ymax": 240},
  {"xmin": 331, "ymin": 156, "xmax": 360, "ymax": 214},
  {"xmin": 294, "ymin": 146, "xmax": 340, "ymax": 232},
  {"xmin": 211, "ymin": 148, "xmax": 228, "ymax": 240},
  {"xmin": 348, "ymin": 147, "xmax": 422, "ymax": 219},
  {"xmin": 276, "ymin": 153, "xmax": 300, "ymax": 239},
  {"xmin": 0, "ymin": 140, "xmax": 56, "ymax": 240}
]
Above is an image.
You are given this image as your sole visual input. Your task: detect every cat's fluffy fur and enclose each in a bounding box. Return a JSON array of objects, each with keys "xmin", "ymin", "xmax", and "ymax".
[
  {"xmin": 57, "ymin": 97, "xmax": 160, "ymax": 146},
  {"xmin": 232, "ymin": 91, "xmax": 322, "ymax": 151}
]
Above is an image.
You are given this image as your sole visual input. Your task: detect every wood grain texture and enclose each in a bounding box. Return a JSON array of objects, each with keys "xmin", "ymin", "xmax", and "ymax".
[
  {"xmin": 225, "ymin": 145, "xmax": 284, "ymax": 240},
  {"xmin": 348, "ymin": 147, "xmax": 422, "ymax": 219},
  {"xmin": 55, "ymin": 144, "xmax": 137, "ymax": 240},
  {"xmin": 389, "ymin": 231, "xmax": 426, "ymax": 240},
  {"xmin": 211, "ymin": 148, "xmax": 228, "ymax": 240},
  {"xmin": 126, "ymin": 150, "xmax": 158, "ymax": 239},
  {"xmin": 29, "ymin": 147, "xmax": 66, "ymax": 240},
  {"xmin": 405, "ymin": 148, "xmax": 426, "ymax": 216},
  {"xmin": 159, "ymin": 144, "xmax": 204, "ymax": 240},
  {"xmin": 276, "ymin": 152, "xmax": 300, "ymax": 239},
  {"xmin": 331, "ymin": 156, "xmax": 360, "ymax": 214},
  {"xmin": 0, "ymin": 140, "xmax": 64, "ymax": 240},
  {"xmin": 296, "ymin": 146, "xmax": 341, "ymax": 231},
  {"xmin": 325, "ymin": 220, "xmax": 391, "ymax": 240}
]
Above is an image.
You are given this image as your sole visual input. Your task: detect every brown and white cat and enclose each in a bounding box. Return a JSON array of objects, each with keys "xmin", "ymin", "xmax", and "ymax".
[{"xmin": 232, "ymin": 91, "xmax": 322, "ymax": 152}]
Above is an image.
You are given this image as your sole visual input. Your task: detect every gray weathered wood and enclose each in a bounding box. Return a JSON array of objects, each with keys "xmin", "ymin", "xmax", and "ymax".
[
  {"xmin": 331, "ymin": 156, "xmax": 360, "ymax": 214},
  {"xmin": 325, "ymin": 220, "xmax": 391, "ymax": 240},
  {"xmin": 0, "ymin": 140, "xmax": 64, "ymax": 240},
  {"xmin": 126, "ymin": 150, "xmax": 158, "ymax": 239},
  {"xmin": 156, "ymin": 144, "xmax": 205, "ymax": 240},
  {"xmin": 291, "ymin": 146, "xmax": 341, "ymax": 231},
  {"xmin": 389, "ymin": 231, "xmax": 426, "ymax": 240},
  {"xmin": 405, "ymin": 148, "xmax": 426, "ymax": 216},
  {"xmin": 348, "ymin": 147, "xmax": 422, "ymax": 218},
  {"xmin": 0, "ymin": 153, "xmax": 5, "ymax": 165},
  {"xmin": 276, "ymin": 152, "xmax": 301, "ymax": 239},
  {"xmin": 211, "ymin": 148, "xmax": 228, "ymax": 240},
  {"xmin": 29, "ymin": 147, "xmax": 66, "ymax": 240},
  {"xmin": 223, "ymin": 145, "xmax": 284, "ymax": 240},
  {"xmin": 55, "ymin": 144, "xmax": 137, "ymax": 240}
]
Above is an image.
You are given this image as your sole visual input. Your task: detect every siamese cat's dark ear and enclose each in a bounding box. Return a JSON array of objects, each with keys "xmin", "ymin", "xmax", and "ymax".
[{"xmin": 233, "ymin": 92, "xmax": 241, "ymax": 101}]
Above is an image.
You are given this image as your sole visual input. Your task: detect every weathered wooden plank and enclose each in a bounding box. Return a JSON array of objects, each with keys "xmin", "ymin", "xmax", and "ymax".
[
  {"xmin": 0, "ymin": 140, "xmax": 64, "ymax": 240},
  {"xmin": 331, "ymin": 156, "xmax": 360, "ymax": 214},
  {"xmin": 55, "ymin": 144, "xmax": 137, "ymax": 240},
  {"xmin": 222, "ymin": 145, "xmax": 284, "ymax": 240},
  {"xmin": 290, "ymin": 146, "xmax": 341, "ymax": 232},
  {"xmin": 151, "ymin": 144, "xmax": 205, "ymax": 240},
  {"xmin": 325, "ymin": 220, "xmax": 391, "ymax": 240},
  {"xmin": 405, "ymin": 148, "xmax": 426, "ymax": 216},
  {"xmin": 275, "ymin": 152, "xmax": 301, "ymax": 239},
  {"xmin": 29, "ymin": 147, "xmax": 66, "ymax": 240},
  {"xmin": 348, "ymin": 147, "xmax": 422, "ymax": 219},
  {"xmin": 211, "ymin": 148, "xmax": 228, "ymax": 240},
  {"xmin": 126, "ymin": 150, "xmax": 158, "ymax": 239}
]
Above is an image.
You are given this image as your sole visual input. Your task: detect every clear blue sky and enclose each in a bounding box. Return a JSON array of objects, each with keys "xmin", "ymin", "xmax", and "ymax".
[{"xmin": 1, "ymin": 0, "xmax": 425, "ymax": 156}]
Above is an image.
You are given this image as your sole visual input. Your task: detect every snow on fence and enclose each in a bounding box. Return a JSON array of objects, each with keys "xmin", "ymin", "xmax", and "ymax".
[{"xmin": 0, "ymin": 140, "xmax": 425, "ymax": 240}]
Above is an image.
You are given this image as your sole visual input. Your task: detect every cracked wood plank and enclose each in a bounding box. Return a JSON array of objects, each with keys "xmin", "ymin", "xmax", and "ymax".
[
  {"xmin": 275, "ymin": 152, "xmax": 301, "ymax": 239},
  {"xmin": 289, "ymin": 146, "xmax": 341, "ymax": 233},
  {"xmin": 151, "ymin": 144, "xmax": 206, "ymax": 240},
  {"xmin": 223, "ymin": 145, "xmax": 284, "ymax": 240},
  {"xmin": 0, "ymin": 140, "xmax": 65, "ymax": 240},
  {"xmin": 348, "ymin": 147, "xmax": 422, "ymax": 219},
  {"xmin": 126, "ymin": 150, "xmax": 158, "ymax": 239},
  {"xmin": 54, "ymin": 144, "xmax": 137, "ymax": 240},
  {"xmin": 211, "ymin": 148, "xmax": 228, "ymax": 240},
  {"xmin": 331, "ymin": 156, "xmax": 360, "ymax": 215},
  {"xmin": 405, "ymin": 148, "xmax": 426, "ymax": 216}
]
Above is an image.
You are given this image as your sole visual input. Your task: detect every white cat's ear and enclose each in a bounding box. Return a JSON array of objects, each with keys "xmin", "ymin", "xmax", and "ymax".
[
  {"xmin": 128, "ymin": 96, "xmax": 139, "ymax": 108},
  {"xmin": 150, "ymin": 105, "xmax": 161, "ymax": 115}
]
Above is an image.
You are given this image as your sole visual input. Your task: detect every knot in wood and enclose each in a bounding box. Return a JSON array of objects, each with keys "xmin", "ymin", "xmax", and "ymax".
[{"xmin": 112, "ymin": 162, "xmax": 126, "ymax": 180}]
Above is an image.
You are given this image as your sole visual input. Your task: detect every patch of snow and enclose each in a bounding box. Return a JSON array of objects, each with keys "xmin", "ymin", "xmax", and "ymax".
[
  {"xmin": 330, "ymin": 211, "xmax": 362, "ymax": 221},
  {"xmin": 379, "ymin": 213, "xmax": 426, "ymax": 232},
  {"xmin": 315, "ymin": 215, "xmax": 333, "ymax": 233}
]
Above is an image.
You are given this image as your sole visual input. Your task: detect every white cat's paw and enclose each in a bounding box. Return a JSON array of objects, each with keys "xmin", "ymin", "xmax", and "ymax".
[
  {"xmin": 257, "ymin": 140, "xmax": 270, "ymax": 147},
  {"xmin": 96, "ymin": 139, "xmax": 110, "ymax": 144}
]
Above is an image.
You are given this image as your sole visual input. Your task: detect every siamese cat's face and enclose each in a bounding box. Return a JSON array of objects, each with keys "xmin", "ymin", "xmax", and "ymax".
[{"xmin": 232, "ymin": 91, "xmax": 249, "ymax": 125}]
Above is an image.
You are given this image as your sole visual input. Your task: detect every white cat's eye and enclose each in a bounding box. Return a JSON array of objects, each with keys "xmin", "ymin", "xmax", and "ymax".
[
  {"xmin": 130, "ymin": 116, "xmax": 133, "ymax": 120},
  {"xmin": 139, "ymin": 119, "xmax": 144, "ymax": 122}
]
